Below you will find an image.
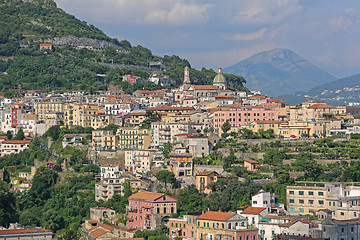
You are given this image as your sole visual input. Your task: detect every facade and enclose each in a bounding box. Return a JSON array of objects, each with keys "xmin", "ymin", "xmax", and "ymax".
[
  {"xmin": 91, "ymin": 113, "xmax": 115, "ymax": 129},
  {"xmin": 196, "ymin": 211, "xmax": 257, "ymax": 240},
  {"xmin": 213, "ymin": 66, "xmax": 227, "ymax": 90},
  {"xmin": 151, "ymin": 122, "xmax": 197, "ymax": 147},
  {"xmin": 35, "ymin": 101, "xmax": 64, "ymax": 120},
  {"xmin": 287, "ymin": 181, "xmax": 360, "ymax": 220},
  {"xmin": 64, "ymin": 103, "xmax": 98, "ymax": 127},
  {"xmin": 196, "ymin": 171, "xmax": 220, "ymax": 193},
  {"xmin": 92, "ymin": 130, "xmax": 118, "ymax": 150},
  {"xmin": 0, "ymin": 140, "xmax": 31, "ymax": 157},
  {"xmin": 244, "ymin": 159, "xmax": 259, "ymax": 172},
  {"xmin": 90, "ymin": 207, "xmax": 116, "ymax": 222},
  {"xmin": 213, "ymin": 106, "xmax": 279, "ymax": 130},
  {"xmin": 127, "ymin": 191, "xmax": 177, "ymax": 230},
  {"xmin": 95, "ymin": 177, "xmax": 126, "ymax": 201},
  {"xmin": 124, "ymin": 150, "xmax": 155, "ymax": 172},
  {"xmin": 117, "ymin": 127, "xmax": 151, "ymax": 150},
  {"xmin": 169, "ymin": 153, "xmax": 193, "ymax": 177}
]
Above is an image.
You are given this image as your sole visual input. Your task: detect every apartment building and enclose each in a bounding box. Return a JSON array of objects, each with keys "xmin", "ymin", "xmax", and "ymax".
[
  {"xmin": 117, "ymin": 127, "xmax": 151, "ymax": 150},
  {"xmin": 124, "ymin": 150, "xmax": 157, "ymax": 172},
  {"xmin": 127, "ymin": 191, "xmax": 177, "ymax": 230},
  {"xmin": 91, "ymin": 113, "xmax": 115, "ymax": 129},
  {"xmin": 151, "ymin": 122, "xmax": 197, "ymax": 147},
  {"xmin": 287, "ymin": 181, "xmax": 360, "ymax": 220},
  {"xmin": 64, "ymin": 103, "xmax": 98, "ymax": 127},
  {"xmin": 92, "ymin": 130, "xmax": 118, "ymax": 150},
  {"xmin": 35, "ymin": 102, "xmax": 64, "ymax": 120},
  {"xmin": 95, "ymin": 177, "xmax": 126, "ymax": 201},
  {"xmin": 169, "ymin": 153, "xmax": 193, "ymax": 177},
  {"xmin": 213, "ymin": 106, "xmax": 279, "ymax": 130}
]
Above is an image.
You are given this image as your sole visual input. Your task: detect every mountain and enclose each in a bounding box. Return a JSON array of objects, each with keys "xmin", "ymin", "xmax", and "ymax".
[
  {"xmin": 278, "ymin": 73, "xmax": 360, "ymax": 106},
  {"xmin": 0, "ymin": 0, "xmax": 247, "ymax": 95},
  {"xmin": 223, "ymin": 48, "xmax": 336, "ymax": 98}
]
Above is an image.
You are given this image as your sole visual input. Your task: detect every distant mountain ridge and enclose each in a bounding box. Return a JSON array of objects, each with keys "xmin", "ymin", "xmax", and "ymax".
[
  {"xmin": 278, "ymin": 73, "xmax": 360, "ymax": 106},
  {"xmin": 223, "ymin": 48, "xmax": 336, "ymax": 97}
]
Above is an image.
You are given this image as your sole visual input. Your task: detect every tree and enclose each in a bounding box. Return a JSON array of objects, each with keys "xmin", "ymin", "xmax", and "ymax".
[
  {"xmin": 221, "ymin": 121, "xmax": 231, "ymax": 134},
  {"xmin": 13, "ymin": 128, "xmax": 25, "ymax": 140},
  {"xmin": 6, "ymin": 130, "xmax": 12, "ymax": 140},
  {"xmin": 156, "ymin": 170, "xmax": 176, "ymax": 191},
  {"xmin": 161, "ymin": 142, "xmax": 172, "ymax": 159},
  {"xmin": 0, "ymin": 181, "xmax": 16, "ymax": 227},
  {"xmin": 177, "ymin": 185, "xmax": 205, "ymax": 215}
]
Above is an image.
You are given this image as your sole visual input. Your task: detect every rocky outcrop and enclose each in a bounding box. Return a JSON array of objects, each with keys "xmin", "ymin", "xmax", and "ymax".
[{"xmin": 42, "ymin": 36, "xmax": 126, "ymax": 51}]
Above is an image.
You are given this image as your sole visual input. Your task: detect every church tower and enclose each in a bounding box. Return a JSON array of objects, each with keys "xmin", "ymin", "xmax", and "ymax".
[{"xmin": 184, "ymin": 66, "xmax": 190, "ymax": 84}]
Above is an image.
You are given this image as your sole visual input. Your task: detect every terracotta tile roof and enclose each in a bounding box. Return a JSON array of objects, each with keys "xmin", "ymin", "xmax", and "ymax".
[
  {"xmin": 2, "ymin": 140, "xmax": 31, "ymax": 144},
  {"xmin": 137, "ymin": 90, "xmax": 155, "ymax": 94},
  {"xmin": 198, "ymin": 211, "xmax": 235, "ymax": 221},
  {"xmin": 90, "ymin": 228, "xmax": 108, "ymax": 238},
  {"xmin": 190, "ymin": 85, "xmax": 219, "ymax": 90},
  {"xmin": 129, "ymin": 191, "xmax": 166, "ymax": 201},
  {"xmin": 244, "ymin": 159, "xmax": 259, "ymax": 164},
  {"xmin": 0, "ymin": 228, "xmax": 52, "ymax": 235},
  {"xmin": 308, "ymin": 103, "xmax": 335, "ymax": 109},
  {"xmin": 196, "ymin": 171, "xmax": 218, "ymax": 176},
  {"xmin": 0, "ymin": 136, "xmax": 7, "ymax": 139},
  {"xmin": 91, "ymin": 207, "xmax": 114, "ymax": 211},
  {"xmin": 266, "ymin": 98, "xmax": 285, "ymax": 103},
  {"xmin": 99, "ymin": 223, "xmax": 113, "ymax": 231},
  {"xmin": 241, "ymin": 207, "xmax": 266, "ymax": 214},
  {"xmin": 147, "ymin": 105, "xmax": 194, "ymax": 111}
]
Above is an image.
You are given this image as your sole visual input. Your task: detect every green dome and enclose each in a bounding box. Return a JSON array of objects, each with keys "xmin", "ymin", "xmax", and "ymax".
[{"xmin": 213, "ymin": 66, "xmax": 226, "ymax": 84}]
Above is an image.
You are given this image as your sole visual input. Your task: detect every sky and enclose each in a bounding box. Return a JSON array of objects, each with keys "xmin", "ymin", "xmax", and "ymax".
[{"xmin": 55, "ymin": 0, "xmax": 360, "ymax": 78}]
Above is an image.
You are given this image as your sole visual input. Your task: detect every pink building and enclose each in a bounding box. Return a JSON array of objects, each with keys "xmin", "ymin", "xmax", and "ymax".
[
  {"xmin": 213, "ymin": 106, "xmax": 279, "ymax": 129},
  {"xmin": 127, "ymin": 191, "xmax": 177, "ymax": 230},
  {"xmin": 123, "ymin": 74, "xmax": 141, "ymax": 85}
]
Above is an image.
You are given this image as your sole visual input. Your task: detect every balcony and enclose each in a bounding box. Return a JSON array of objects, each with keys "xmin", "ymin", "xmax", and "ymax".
[{"xmin": 128, "ymin": 207, "xmax": 138, "ymax": 213}]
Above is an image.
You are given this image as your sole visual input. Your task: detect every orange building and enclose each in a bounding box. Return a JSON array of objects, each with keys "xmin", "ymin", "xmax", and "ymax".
[
  {"xmin": 169, "ymin": 218, "xmax": 188, "ymax": 239},
  {"xmin": 244, "ymin": 159, "xmax": 259, "ymax": 172},
  {"xmin": 195, "ymin": 171, "xmax": 220, "ymax": 193},
  {"xmin": 169, "ymin": 154, "xmax": 193, "ymax": 177}
]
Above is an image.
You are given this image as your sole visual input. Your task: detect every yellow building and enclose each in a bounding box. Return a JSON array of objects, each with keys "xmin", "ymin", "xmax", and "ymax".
[
  {"xmin": 64, "ymin": 103, "xmax": 98, "ymax": 128},
  {"xmin": 197, "ymin": 211, "xmax": 257, "ymax": 240},
  {"xmin": 35, "ymin": 102, "xmax": 64, "ymax": 120},
  {"xmin": 92, "ymin": 130, "xmax": 119, "ymax": 150},
  {"xmin": 125, "ymin": 112, "xmax": 147, "ymax": 126},
  {"xmin": 91, "ymin": 114, "xmax": 115, "ymax": 129},
  {"xmin": 117, "ymin": 127, "xmax": 151, "ymax": 150}
]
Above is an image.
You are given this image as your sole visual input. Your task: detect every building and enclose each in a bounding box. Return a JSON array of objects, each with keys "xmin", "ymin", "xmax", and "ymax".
[
  {"xmin": 287, "ymin": 181, "xmax": 360, "ymax": 220},
  {"xmin": 169, "ymin": 217, "xmax": 188, "ymax": 239},
  {"xmin": 238, "ymin": 207, "xmax": 268, "ymax": 228},
  {"xmin": 100, "ymin": 164, "xmax": 122, "ymax": 179},
  {"xmin": 95, "ymin": 177, "xmax": 127, "ymax": 201},
  {"xmin": 0, "ymin": 228, "xmax": 52, "ymax": 239},
  {"xmin": 169, "ymin": 153, "xmax": 193, "ymax": 177},
  {"xmin": 244, "ymin": 159, "xmax": 259, "ymax": 172},
  {"xmin": 64, "ymin": 103, "xmax": 98, "ymax": 127},
  {"xmin": 151, "ymin": 122, "xmax": 197, "ymax": 147},
  {"xmin": 117, "ymin": 127, "xmax": 151, "ymax": 150},
  {"xmin": 124, "ymin": 150, "xmax": 157, "ymax": 172},
  {"xmin": 213, "ymin": 66, "xmax": 227, "ymax": 90},
  {"xmin": 35, "ymin": 101, "xmax": 64, "ymax": 121},
  {"xmin": 0, "ymin": 140, "xmax": 31, "ymax": 157},
  {"xmin": 92, "ymin": 130, "xmax": 119, "ymax": 150},
  {"xmin": 195, "ymin": 171, "xmax": 220, "ymax": 193},
  {"xmin": 91, "ymin": 113, "xmax": 115, "ymax": 129},
  {"xmin": 90, "ymin": 207, "xmax": 117, "ymax": 222},
  {"xmin": 125, "ymin": 112, "xmax": 147, "ymax": 127},
  {"xmin": 127, "ymin": 191, "xmax": 177, "ymax": 230},
  {"xmin": 196, "ymin": 211, "xmax": 257, "ymax": 240}
]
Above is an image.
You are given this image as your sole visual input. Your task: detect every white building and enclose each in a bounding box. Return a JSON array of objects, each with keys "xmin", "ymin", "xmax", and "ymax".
[{"xmin": 100, "ymin": 164, "xmax": 122, "ymax": 179}]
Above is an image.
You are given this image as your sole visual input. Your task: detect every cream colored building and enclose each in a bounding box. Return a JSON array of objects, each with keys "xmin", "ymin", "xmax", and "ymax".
[
  {"xmin": 0, "ymin": 140, "xmax": 31, "ymax": 157},
  {"xmin": 117, "ymin": 127, "xmax": 151, "ymax": 150},
  {"xmin": 91, "ymin": 114, "xmax": 115, "ymax": 129},
  {"xmin": 35, "ymin": 102, "xmax": 64, "ymax": 120},
  {"xmin": 64, "ymin": 103, "xmax": 98, "ymax": 127},
  {"xmin": 151, "ymin": 122, "xmax": 197, "ymax": 147},
  {"xmin": 287, "ymin": 181, "xmax": 360, "ymax": 220},
  {"xmin": 124, "ymin": 150, "xmax": 158, "ymax": 172}
]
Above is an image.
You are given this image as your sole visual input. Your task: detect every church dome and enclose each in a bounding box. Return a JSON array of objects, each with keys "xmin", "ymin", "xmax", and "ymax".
[{"xmin": 213, "ymin": 66, "xmax": 226, "ymax": 84}]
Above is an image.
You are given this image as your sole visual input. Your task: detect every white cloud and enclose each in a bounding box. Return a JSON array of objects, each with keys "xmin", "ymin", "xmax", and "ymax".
[
  {"xmin": 56, "ymin": 0, "xmax": 211, "ymax": 25},
  {"xmin": 232, "ymin": 0, "xmax": 303, "ymax": 25},
  {"xmin": 328, "ymin": 8, "xmax": 360, "ymax": 31},
  {"xmin": 223, "ymin": 28, "xmax": 269, "ymax": 41}
]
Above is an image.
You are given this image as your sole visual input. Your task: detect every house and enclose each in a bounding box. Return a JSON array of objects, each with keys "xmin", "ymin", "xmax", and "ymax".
[
  {"xmin": 40, "ymin": 43, "xmax": 52, "ymax": 50},
  {"xmin": 0, "ymin": 140, "xmax": 31, "ymax": 157},
  {"xmin": 196, "ymin": 211, "xmax": 258, "ymax": 240},
  {"xmin": 127, "ymin": 191, "xmax": 177, "ymax": 230},
  {"xmin": 62, "ymin": 134, "xmax": 87, "ymax": 148},
  {"xmin": 90, "ymin": 207, "xmax": 117, "ymax": 222},
  {"xmin": 195, "ymin": 171, "xmax": 220, "ymax": 193},
  {"xmin": 238, "ymin": 207, "xmax": 268, "ymax": 228},
  {"xmin": 169, "ymin": 153, "xmax": 193, "ymax": 177},
  {"xmin": 244, "ymin": 159, "xmax": 259, "ymax": 172}
]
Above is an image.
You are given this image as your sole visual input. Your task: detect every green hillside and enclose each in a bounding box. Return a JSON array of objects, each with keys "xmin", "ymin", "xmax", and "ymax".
[{"xmin": 0, "ymin": 0, "xmax": 247, "ymax": 95}]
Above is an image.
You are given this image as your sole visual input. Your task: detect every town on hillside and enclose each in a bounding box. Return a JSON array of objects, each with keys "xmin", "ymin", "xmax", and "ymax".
[{"xmin": 1, "ymin": 66, "xmax": 360, "ymax": 240}]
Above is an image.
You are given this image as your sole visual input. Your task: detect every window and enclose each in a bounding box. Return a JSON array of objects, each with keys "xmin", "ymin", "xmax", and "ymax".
[
  {"xmin": 341, "ymin": 212, "xmax": 344, "ymax": 216},
  {"xmin": 299, "ymin": 199, "xmax": 304, "ymax": 204},
  {"xmin": 309, "ymin": 191, "xmax": 314, "ymax": 195},
  {"xmin": 290, "ymin": 208, "xmax": 295, "ymax": 213},
  {"xmin": 319, "ymin": 200, "xmax": 324, "ymax": 205},
  {"xmin": 341, "ymin": 228, "xmax": 344, "ymax": 233},
  {"xmin": 318, "ymin": 192, "xmax": 324, "ymax": 196},
  {"xmin": 299, "ymin": 208, "xmax": 304, "ymax": 213},
  {"xmin": 299, "ymin": 191, "xmax": 304, "ymax": 195},
  {"xmin": 309, "ymin": 200, "xmax": 314, "ymax": 204},
  {"xmin": 289, "ymin": 191, "xmax": 294, "ymax": 195},
  {"xmin": 289, "ymin": 199, "xmax": 294, "ymax": 203}
]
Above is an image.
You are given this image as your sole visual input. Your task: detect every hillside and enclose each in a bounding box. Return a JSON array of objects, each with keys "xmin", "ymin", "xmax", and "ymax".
[
  {"xmin": 223, "ymin": 48, "xmax": 336, "ymax": 97},
  {"xmin": 278, "ymin": 73, "xmax": 360, "ymax": 105},
  {"xmin": 0, "ymin": 0, "xmax": 247, "ymax": 95}
]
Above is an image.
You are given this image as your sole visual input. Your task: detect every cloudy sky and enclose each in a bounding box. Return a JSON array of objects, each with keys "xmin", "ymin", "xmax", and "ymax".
[{"xmin": 55, "ymin": 0, "xmax": 360, "ymax": 78}]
